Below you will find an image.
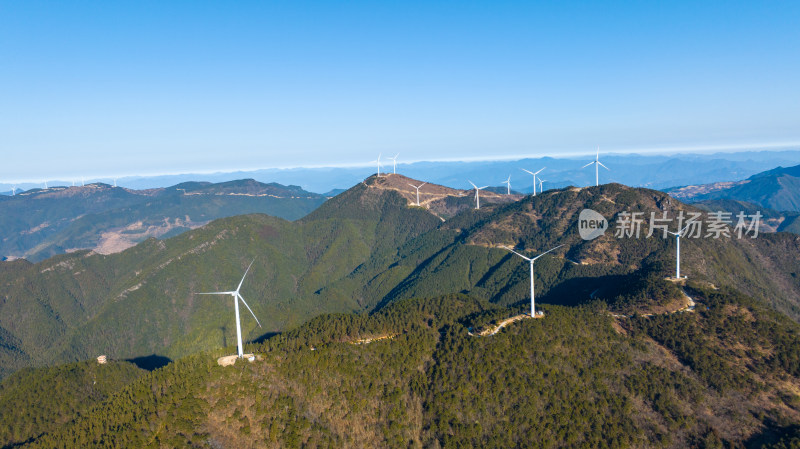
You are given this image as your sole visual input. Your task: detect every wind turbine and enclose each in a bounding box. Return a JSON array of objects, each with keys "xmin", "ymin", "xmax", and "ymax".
[
  {"xmin": 538, "ymin": 178, "xmax": 546, "ymax": 193},
  {"xmin": 501, "ymin": 175, "xmax": 512, "ymax": 195},
  {"xmin": 197, "ymin": 260, "xmax": 262, "ymax": 358},
  {"xmin": 408, "ymin": 182, "xmax": 426, "ymax": 206},
  {"xmin": 370, "ymin": 153, "xmax": 384, "ymax": 177},
  {"xmin": 667, "ymin": 224, "xmax": 691, "ymax": 279},
  {"xmin": 388, "ymin": 153, "xmax": 399, "ymax": 174},
  {"xmin": 43, "ymin": 181, "xmax": 48, "ymax": 189},
  {"xmin": 521, "ymin": 168, "xmax": 545, "ymax": 196},
  {"xmin": 113, "ymin": 178, "xmax": 117, "ymax": 188},
  {"xmin": 11, "ymin": 185, "xmax": 16, "ymax": 196},
  {"xmin": 503, "ymin": 244, "xmax": 564, "ymax": 317},
  {"xmin": 581, "ymin": 147, "xmax": 609, "ymax": 186},
  {"xmin": 468, "ymin": 180, "xmax": 488, "ymax": 209}
]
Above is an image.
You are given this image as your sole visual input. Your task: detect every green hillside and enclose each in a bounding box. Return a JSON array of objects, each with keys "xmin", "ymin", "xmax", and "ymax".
[
  {"xmin": 0, "ymin": 359, "xmax": 146, "ymax": 448},
  {"xmin": 1, "ymin": 179, "xmax": 799, "ymax": 384},
  {"xmin": 1, "ymin": 180, "xmax": 327, "ymax": 262},
  {"xmin": 8, "ymin": 291, "xmax": 800, "ymax": 448}
]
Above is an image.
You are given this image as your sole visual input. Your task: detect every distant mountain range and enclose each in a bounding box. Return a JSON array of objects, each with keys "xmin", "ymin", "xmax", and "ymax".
[
  {"xmin": 0, "ymin": 180, "xmax": 327, "ymax": 262},
  {"xmin": 4, "ymin": 149, "xmax": 799, "ymax": 194},
  {"xmin": 666, "ymin": 163, "xmax": 800, "ymax": 212}
]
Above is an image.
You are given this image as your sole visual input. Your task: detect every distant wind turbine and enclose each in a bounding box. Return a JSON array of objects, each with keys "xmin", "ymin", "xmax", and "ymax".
[
  {"xmin": 408, "ymin": 182, "xmax": 426, "ymax": 206},
  {"xmin": 113, "ymin": 179, "xmax": 117, "ymax": 188},
  {"xmin": 388, "ymin": 154, "xmax": 399, "ymax": 174},
  {"xmin": 521, "ymin": 168, "xmax": 545, "ymax": 196},
  {"xmin": 581, "ymin": 147, "xmax": 609, "ymax": 186},
  {"xmin": 468, "ymin": 180, "xmax": 488, "ymax": 209},
  {"xmin": 503, "ymin": 244, "xmax": 564, "ymax": 317},
  {"xmin": 538, "ymin": 178, "xmax": 546, "ymax": 193},
  {"xmin": 197, "ymin": 260, "xmax": 262, "ymax": 358},
  {"xmin": 667, "ymin": 224, "xmax": 691, "ymax": 279},
  {"xmin": 501, "ymin": 175, "xmax": 512, "ymax": 195},
  {"xmin": 11, "ymin": 185, "xmax": 16, "ymax": 196},
  {"xmin": 370, "ymin": 153, "xmax": 384, "ymax": 177}
]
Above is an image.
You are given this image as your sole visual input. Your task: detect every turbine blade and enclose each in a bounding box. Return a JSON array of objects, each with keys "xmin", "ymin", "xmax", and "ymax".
[
  {"xmin": 237, "ymin": 293, "xmax": 262, "ymax": 328},
  {"xmin": 532, "ymin": 244, "xmax": 565, "ymax": 261},
  {"xmin": 197, "ymin": 291, "xmax": 234, "ymax": 295},
  {"xmin": 502, "ymin": 246, "xmax": 532, "ymax": 261},
  {"xmin": 419, "ymin": 182, "xmax": 426, "ymax": 188},
  {"xmin": 521, "ymin": 168, "xmax": 534, "ymax": 175},
  {"xmin": 598, "ymin": 161, "xmax": 610, "ymax": 170},
  {"xmin": 479, "ymin": 186, "xmax": 488, "ymax": 190},
  {"xmin": 236, "ymin": 259, "xmax": 256, "ymax": 292},
  {"xmin": 468, "ymin": 180, "xmax": 478, "ymax": 189},
  {"xmin": 581, "ymin": 161, "xmax": 594, "ymax": 169},
  {"xmin": 535, "ymin": 168, "xmax": 545, "ymax": 175}
]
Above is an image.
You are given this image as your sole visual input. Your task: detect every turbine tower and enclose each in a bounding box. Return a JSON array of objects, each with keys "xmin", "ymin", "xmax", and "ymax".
[
  {"xmin": 667, "ymin": 224, "xmax": 691, "ymax": 279},
  {"xmin": 370, "ymin": 153, "xmax": 384, "ymax": 177},
  {"xmin": 388, "ymin": 153, "xmax": 399, "ymax": 174},
  {"xmin": 581, "ymin": 147, "xmax": 609, "ymax": 186},
  {"xmin": 197, "ymin": 260, "xmax": 262, "ymax": 358},
  {"xmin": 521, "ymin": 168, "xmax": 545, "ymax": 196},
  {"xmin": 408, "ymin": 182, "xmax": 426, "ymax": 206},
  {"xmin": 503, "ymin": 244, "xmax": 564, "ymax": 317},
  {"xmin": 468, "ymin": 180, "xmax": 488, "ymax": 209},
  {"xmin": 501, "ymin": 175, "xmax": 512, "ymax": 195}
]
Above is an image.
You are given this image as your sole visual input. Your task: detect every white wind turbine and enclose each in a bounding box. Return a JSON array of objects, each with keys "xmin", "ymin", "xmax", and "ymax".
[
  {"xmin": 667, "ymin": 224, "xmax": 691, "ymax": 279},
  {"xmin": 581, "ymin": 147, "xmax": 609, "ymax": 186},
  {"xmin": 197, "ymin": 260, "xmax": 262, "ymax": 358},
  {"xmin": 370, "ymin": 153, "xmax": 384, "ymax": 177},
  {"xmin": 43, "ymin": 181, "xmax": 48, "ymax": 189},
  {"xmin": 501, "ymin": 175, "xmax": 512, "ymax": 195},
  {"xmin": 468, "ymin": 180, "xmax": 488, "ymax": 209},
  {"xmin": 388, "ymin": 153, "xmax": 399, "ymax": 174},
  {"xmin": 521, "ymin": 168, "xmax": 545, "ymax": 196},
  {"xmin": 503, "ymin": 244, "xmax": 564, "ymax": 317},
  {"xmin": 408, "ymin": 182, "xmax": 426, "ymax": 206},
  {"xmin": 11, "ymin": 185, "xmax": 16, "ymax": 196},
  {"xmin": 538, "ymin": 178, "xmax": 546, "ymax": 193}
]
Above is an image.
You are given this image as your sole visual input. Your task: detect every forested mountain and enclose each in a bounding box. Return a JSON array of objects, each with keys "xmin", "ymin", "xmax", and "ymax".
[
  {"xmin": 1, "ymin": 174, "xmax": 799, "ymax": 386},
  {"xmin": 0, "ymin": 180, "xmax": 327, "ymax": 262},
  {"xmin": 667, "ymin": 163, "xmax": 800, "ymax": 212},
  {"xmin": 3, "ymin": 291, "xmax": 799, "ymax": 448}
]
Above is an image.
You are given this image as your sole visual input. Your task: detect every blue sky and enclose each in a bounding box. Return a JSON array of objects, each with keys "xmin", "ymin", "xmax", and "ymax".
[{"xmin": 2, "ymin": 1, "xmax": 799, "ymax": 181}]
